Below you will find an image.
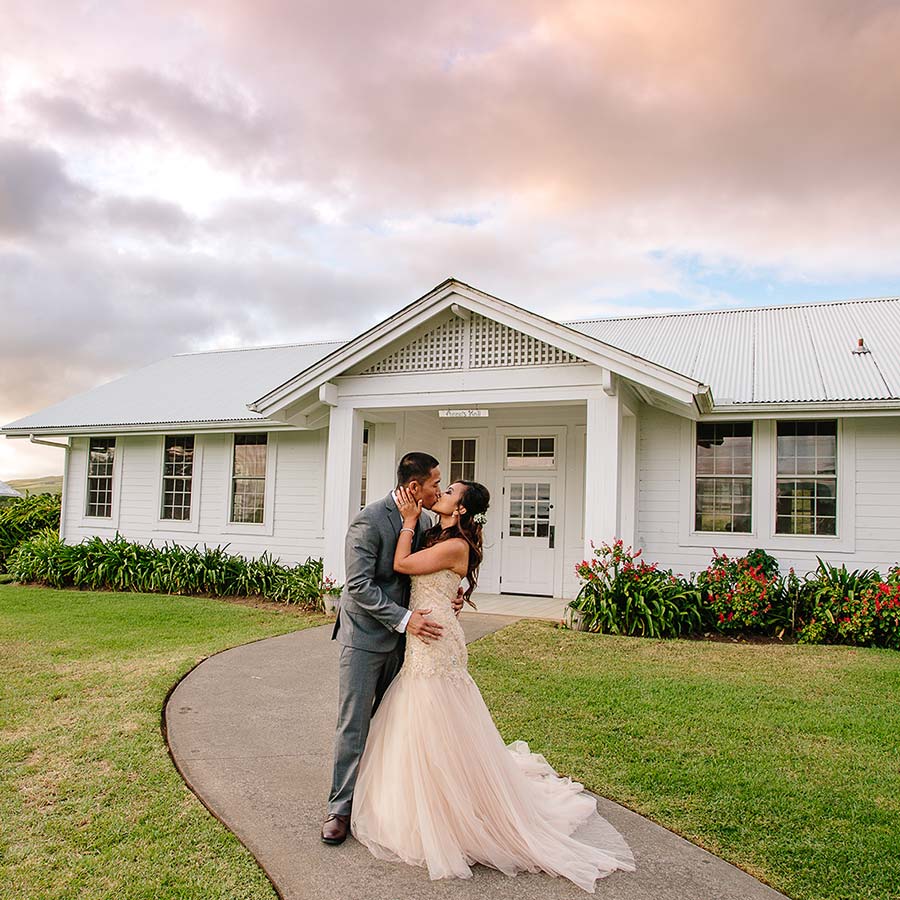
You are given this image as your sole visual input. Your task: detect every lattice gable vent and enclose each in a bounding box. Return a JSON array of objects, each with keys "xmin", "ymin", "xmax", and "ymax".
[
  {"xmin": 361, "ymin": 316, "xmax": 465, "ymax": 374},
  {"xmin": 469, "ymin": 313, "xmax": 582, "ymax": 368},
  {"xmin": 360, "ymin": 311, "xmax": 584, "ymax": 375}
]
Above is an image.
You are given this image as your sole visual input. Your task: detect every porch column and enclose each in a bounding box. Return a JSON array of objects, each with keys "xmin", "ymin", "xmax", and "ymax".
[
  {"xmin": 323, "ymin": 403, "xmax": 365, "ymax": 606},
  {"xmin": 365, "ymin": 422, "xmax": 398, "ymax": 501},
  {"xmin": 583, "ymin": 379, "xmax": 622, "ymax": 559}
]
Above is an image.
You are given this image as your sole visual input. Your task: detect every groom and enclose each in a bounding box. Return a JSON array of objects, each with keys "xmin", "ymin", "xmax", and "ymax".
[{"xmin": 322, "ymin": 451, "xmax": 464, "ymax": 845}]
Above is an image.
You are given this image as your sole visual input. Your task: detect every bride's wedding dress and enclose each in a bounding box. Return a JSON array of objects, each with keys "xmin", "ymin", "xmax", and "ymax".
[{"xmin": 350, "ymin": 568, "xmax": 636, "ymax": 892}]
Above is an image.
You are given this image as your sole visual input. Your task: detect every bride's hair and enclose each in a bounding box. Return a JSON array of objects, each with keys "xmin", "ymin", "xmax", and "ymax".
[{"xmin": 422, "ymin": 481, "xmax": 491, "ymax": 608}]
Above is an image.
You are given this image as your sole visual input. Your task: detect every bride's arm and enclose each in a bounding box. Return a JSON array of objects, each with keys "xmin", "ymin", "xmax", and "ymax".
[
  {"xmin": 393, "ymin": 487, "xmax": 467, "ymax": 576},
  {"xmin": 394, "ymin": 532, "xmax": 467, "ymax": 575}
]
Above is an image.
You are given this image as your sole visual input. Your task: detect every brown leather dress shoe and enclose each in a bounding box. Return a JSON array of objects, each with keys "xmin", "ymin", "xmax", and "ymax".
[{"xmin": 321, "ymin": 813, "xmax": 350, "ymax": 845}]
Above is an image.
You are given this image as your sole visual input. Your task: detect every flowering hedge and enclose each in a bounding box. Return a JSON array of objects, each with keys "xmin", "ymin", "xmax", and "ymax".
[
  {"xmin": 570, "ymin": 541, "xmax": 900, "ymax": 650},
  {"xmin": 570, "ymin": 539, "xmax": 702, "ymax": 638}
]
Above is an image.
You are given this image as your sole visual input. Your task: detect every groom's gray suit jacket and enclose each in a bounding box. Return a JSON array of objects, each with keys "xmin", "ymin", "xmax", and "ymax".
[{"xmin": 331, "ymin": 492, "xmax": 427, "ymax": 653}]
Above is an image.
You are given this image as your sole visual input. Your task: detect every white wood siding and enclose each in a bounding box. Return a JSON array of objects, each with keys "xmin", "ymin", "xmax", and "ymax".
[
  {"xmin": 63, "ymin": 431, "xmax": 327, "ymax": 566},
  {"xmin": 637, "ymin": 406, "xmax": 900, "ymax": 576}
]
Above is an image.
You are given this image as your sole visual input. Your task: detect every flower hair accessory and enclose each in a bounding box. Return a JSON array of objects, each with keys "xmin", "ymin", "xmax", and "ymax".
[{"xmin": 472, "ymin": 512, "xmax": 487, "ymax": 525}]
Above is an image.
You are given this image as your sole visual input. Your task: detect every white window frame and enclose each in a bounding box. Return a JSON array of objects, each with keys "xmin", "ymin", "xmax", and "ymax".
[
  {"xmin": 222, "ymin": 431, "xmax": 277, "ymax": 536},
  {"xmin": 447, "ymin": 435, "xmax": 480, "ymax": 483},
  {"xmin": 152, "ymin": 434, "xmax": 203, "ymax": 533},
  {"xmin": 692, "ymin": 420, "xmax": 755, "ymax": 536},
  {"xmin": 678, "ymin": 417, "xmax": 855, "ymax": 553},
  {"xmin": 79, "ymin": 435, "xmax": 123, "ymax": 530}
]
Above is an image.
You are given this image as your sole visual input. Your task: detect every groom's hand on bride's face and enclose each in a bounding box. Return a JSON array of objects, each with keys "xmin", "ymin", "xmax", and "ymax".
[{"xmin": 407, "ymin": 608, "xmax": 443, "ymax": 642}]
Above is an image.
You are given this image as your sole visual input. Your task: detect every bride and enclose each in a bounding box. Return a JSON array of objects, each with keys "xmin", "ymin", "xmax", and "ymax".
[{"xmin": 349, "ymin": 480, "xmax": 636, "ymax": 892}]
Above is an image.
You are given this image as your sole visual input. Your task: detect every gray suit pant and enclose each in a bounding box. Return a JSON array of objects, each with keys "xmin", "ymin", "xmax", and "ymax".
[{"xmin": 327, "ymin": 641, "xmax": 404, "ymax": 816}]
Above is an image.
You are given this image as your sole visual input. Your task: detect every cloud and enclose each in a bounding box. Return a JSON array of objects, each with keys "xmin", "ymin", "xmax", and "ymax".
[
  {"xmin": 0, "ymin": 140, "xmax": 91, "ymax": 239},
  {"xmin": 4, "ymin": 0, "xmax": 900, "ymax": 479}
]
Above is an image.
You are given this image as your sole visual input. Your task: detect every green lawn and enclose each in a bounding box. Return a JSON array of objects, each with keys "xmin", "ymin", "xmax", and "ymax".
[
  {"xmin": 468, "ymin": 621, "xmax": 900, "ymax": 900},
  {"xmin": 0, "ymin": 583, "xmax": 325, "ymax": 900}
]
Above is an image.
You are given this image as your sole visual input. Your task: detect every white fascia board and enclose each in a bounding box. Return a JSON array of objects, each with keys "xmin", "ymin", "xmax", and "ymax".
[
  {"xmin": 336, "ymin": 364, "xmax": 603, "ymax": 400},
  {"xmin": 705, "ymin": 400, "xmax": 900, "ymax": 419},
  {"xmin": 0, "ymin": 420, "xmax": 309, "ymax": 438},
  {"xmin": 249, "ymin": 280, "xmax": 706, "ymax": 415}
]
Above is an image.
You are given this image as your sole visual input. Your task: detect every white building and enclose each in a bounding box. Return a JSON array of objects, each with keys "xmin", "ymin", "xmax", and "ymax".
[{"xmin": 4, "ymin": 278, "xmax": 899, "ymax": 599}]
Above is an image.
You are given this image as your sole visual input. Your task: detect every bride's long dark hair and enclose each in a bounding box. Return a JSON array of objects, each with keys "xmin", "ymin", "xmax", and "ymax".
[{"xmin": 422, "ymin": 481, "xmax": 491, "ymax": 608}]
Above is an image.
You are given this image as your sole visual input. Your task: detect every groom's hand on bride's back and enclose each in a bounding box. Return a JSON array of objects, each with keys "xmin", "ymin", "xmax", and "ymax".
[
  {"xmin": 452, "ymin": 588, "xmax": 464, "ymax": 617},
  {"xmin": 407, "ymin": 608, "xmax": 443, "ymax": 642}
]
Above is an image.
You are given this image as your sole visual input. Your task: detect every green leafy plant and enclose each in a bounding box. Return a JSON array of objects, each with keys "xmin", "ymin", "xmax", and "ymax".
[
  {"xmin": 569, "ymin": 539, "xmax": 702, "ymax": 638},
  {"xmin": 695, "ymin": 548, "xmax": 783, "ymax": 633},
  {"xmin": 0, "ymin": 492, "xmax": 61, "ymax": 573},
  {"xmin": 797, "ymin": 558, "xmax": 885, "ymax": 646},
  {"xmin": 7, "ymin": 530, "xmax": 341, "ymax": 611}
]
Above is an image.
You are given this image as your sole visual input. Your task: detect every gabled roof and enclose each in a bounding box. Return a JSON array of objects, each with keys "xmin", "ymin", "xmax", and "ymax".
[
  {"xmin": 4, "ymin": 282, "xmax": 900, "ymax": 437},
  {"xmin": 247, "ymin": 278, "xmax": 708, "ymax": 415},
  {"xmin": 0, "ymin": 341, "xmax": 342, "ymax": 434},
  {"xmin": 567, "ymin": 296, "xmax": 900, "ymax": 404}
]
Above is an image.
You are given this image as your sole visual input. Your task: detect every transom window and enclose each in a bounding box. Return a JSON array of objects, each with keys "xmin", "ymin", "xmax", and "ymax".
[
  {"xmin": 231, "ymin": 433, "xmax": 267, "ymax": 524},
  {"xmin": 775, "ymin": 420, "xmax": 837, "ymax": 535},
  {"xmin": 508, "ymin": 481, "xmax": 552, "ymax": 537},
  {"xmin": 506, "ymin": 436, "xmax": 555, "ymax": 469},
  {"xmin": 449, "ymin": 438, "xmax": 477, "ymax": 482},
  {"xmin": 86, "ymin": 437, "xmax": 115, "ymax": 517},
  {"xmin": 694, "ymin": 422, "xmax": 752, "ymax": 533},
  {"xmin": 161, "ymin": 435, "xmax": 195, "ymax": 520}
]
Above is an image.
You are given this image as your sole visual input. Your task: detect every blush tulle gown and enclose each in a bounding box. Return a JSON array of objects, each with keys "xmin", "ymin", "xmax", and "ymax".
[{"xmin": 350, "ymin": 568, "xmax": 636, "ymax": 893}]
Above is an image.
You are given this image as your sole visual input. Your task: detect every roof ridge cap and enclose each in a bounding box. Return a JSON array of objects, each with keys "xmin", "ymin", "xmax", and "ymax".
[{"xmin": 564, "ymin": 294, "xmax": 900, "ymax": 325}]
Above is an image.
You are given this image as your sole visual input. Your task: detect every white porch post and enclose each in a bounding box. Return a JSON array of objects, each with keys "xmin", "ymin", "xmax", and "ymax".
[
  {"xmin": 365, "ymin": 422, "xmax": 398, "ymax": 501},
  {"xmin": 583, "ymin": 376, "xmax": 622, "ymax": 559},
  {"xmin": 323, "ymin": 403, "xmax": 365, "ymax": 601}
]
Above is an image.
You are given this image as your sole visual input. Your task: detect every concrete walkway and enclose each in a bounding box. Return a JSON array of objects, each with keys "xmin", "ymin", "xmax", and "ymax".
[{"xmin": 164, "ymin": 615, "xmax": 788, "ymax": 900}]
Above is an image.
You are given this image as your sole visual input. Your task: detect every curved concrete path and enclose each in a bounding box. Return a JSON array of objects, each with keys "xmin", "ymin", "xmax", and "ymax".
[{"xmin": 164, "ymin": 615, "xmax": 788, "ymax": 900}]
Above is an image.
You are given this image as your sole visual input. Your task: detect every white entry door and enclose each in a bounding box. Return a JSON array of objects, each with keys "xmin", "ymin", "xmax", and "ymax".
[{"xmin": 500, "ymin": 476, "xmax": 557, "ymax": 596}]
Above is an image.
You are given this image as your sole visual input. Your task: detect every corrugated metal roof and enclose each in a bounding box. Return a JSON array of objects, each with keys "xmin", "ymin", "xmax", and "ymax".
[
  {"xmin": 4, "ymin": 295, "xmax": 900, "ymax": 435},
  {"xmin": 0, "ymin": 479, "xmax": 23, "ymax": 497},
  {"xmin": 1, "ymin": 341, "xmax": 344, "ymax": 431},
  {"xmin": 567, "ymin": 297, "xmax": 900, "ymax": 403}
]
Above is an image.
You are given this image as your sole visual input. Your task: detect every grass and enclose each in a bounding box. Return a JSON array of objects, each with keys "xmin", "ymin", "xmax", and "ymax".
[
  {"xmin": 468, "ymin": 620, "xmax": 900, "ymax": 900},
  {"xmin": 0, "ymin": 583, "xmax": 326, "ymax": 900}
]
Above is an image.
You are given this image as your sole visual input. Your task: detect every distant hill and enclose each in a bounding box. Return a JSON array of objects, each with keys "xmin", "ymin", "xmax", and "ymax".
[{"xmin": 6, "ymin": 475, "xmax": 63, "ymax": 496}]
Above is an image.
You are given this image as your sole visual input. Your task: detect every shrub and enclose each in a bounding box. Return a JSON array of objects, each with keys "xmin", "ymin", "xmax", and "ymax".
[
  {"xmin": 7, "ymin": 530, "xmax": 341, "ymax": 611},
  {"xmin": 796, "ymin": 558, "xmax": 885, "ymax": 647},
  {"xmin": 569, "ymin": 539, "xmax": 702, "ymax": 638},
  {"xmin": 695, "ymin": 548, "xmax": 780, "ymax": 633},
  {"xmin": 0, "ymin": 493, "xmax": 61, "ymax": 573}
]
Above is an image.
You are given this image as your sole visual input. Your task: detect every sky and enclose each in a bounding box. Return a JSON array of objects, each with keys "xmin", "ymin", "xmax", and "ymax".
[{"xmin": 3, "ymin": 0, "xmax": 900, "ymax": 479}]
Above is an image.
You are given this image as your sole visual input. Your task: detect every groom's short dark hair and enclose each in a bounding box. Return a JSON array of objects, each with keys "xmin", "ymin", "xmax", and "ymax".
[{"xmin": 397, "ymin": 452, "xmax": 439, "ymax": 487}]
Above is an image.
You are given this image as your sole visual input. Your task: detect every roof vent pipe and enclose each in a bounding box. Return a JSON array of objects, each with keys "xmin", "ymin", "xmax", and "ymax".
[{"xmin": 852, "ymin": 337, "xmax": 870, "ymax": 355}]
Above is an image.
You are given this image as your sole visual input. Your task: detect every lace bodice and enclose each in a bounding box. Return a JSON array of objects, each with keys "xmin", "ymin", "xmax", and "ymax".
[{"xmin": 401, "ymin": 569, "xmax": 468, "ymax": 679}]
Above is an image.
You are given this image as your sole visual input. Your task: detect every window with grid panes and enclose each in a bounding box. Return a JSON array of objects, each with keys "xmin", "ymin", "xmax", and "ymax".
[
  {"xmin": 775, "ymin": 420, "xmax": 837, "ymax": 535},
  {"xmin": 449, "ymin": 438, "xmax": 477, "ymax": 482},
  {"xmin": 230, "ymin": 433, "xmax": 267, "ymax": 523},
  {"xmin": 161, "ymin": 435, "xmax": 195, "ymax": 520},
  {"xmin": 694, "ymin": 422, "xmax": 752, "ymax": 532},
  {"xmin": 86, "ymin": 437, "xmax": 115, "ymax": 517},
  {"xmin": 506, "ymin": 436, "xmax": 555, "ymax": 468}
]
